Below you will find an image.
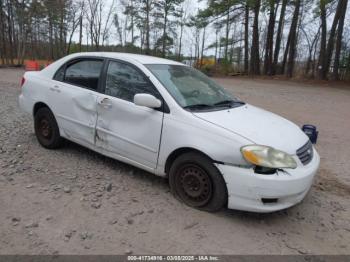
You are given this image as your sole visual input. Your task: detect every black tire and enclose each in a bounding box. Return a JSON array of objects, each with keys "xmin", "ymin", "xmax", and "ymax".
[
  {"xmin": 168, "ymin": 152, "xmax": 227, "ymax": 212},
  {"xmin": 34, "ymin": 107, "xmax": 63, "ymax": 149}
]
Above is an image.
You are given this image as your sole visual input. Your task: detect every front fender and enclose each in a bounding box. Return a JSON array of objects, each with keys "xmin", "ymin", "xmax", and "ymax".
[{"xmin": 157, "ymin": 113, "xmax": 251, "ymax": 176}]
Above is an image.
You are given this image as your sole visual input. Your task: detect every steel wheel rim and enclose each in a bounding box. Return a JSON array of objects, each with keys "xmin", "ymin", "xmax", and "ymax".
[
  {"xmin": 39, "ymin": 118, "xmax": 52, "ymax": 140},
  {"xmin": 175, "ymin": 164, "xmax": 212, "ymax": 207}
]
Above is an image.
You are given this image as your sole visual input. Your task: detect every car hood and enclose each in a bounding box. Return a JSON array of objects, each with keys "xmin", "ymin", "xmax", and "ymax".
[{"xmin": 193, "ymin": 104, "xmax": 308, "ymax": 155}]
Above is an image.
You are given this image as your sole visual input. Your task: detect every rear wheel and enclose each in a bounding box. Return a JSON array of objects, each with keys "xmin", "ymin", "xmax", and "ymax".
[
  {"xmin": 169, "ymin": 152, "xmax": 227, "ymax": 212},
  {"xmin": 34, "ymin": 107, "xmax": 63, "ymax": 149}
]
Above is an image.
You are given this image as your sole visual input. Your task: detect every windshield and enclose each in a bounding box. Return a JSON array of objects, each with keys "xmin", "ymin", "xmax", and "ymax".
[{"xmin": 146, "ymin": 64, "xmax": 244, "ymax": 111}]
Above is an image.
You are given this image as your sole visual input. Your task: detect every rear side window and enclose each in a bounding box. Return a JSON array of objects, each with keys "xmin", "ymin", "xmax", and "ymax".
[
  {"xmin": 105, "ymin": 60, "xmax": 160, "ymax": 102},
  {"xmin": 54, "ymin": 66, "xmax": 65, "ymax": 81},
  {"xmin": 61, "ymin": 59, "xmax": 103, "ymax": 90}
]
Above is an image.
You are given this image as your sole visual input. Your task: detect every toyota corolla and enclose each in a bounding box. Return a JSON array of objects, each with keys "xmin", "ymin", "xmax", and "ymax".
[{"xmin": 19, "ymin": 52, "xmax": 320, "ymax": 212}]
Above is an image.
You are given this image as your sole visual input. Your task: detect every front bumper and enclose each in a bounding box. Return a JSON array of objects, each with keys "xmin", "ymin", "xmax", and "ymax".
[{"xmin": 216, "ymin": 148, "xmax": 320, "ymax": 213}]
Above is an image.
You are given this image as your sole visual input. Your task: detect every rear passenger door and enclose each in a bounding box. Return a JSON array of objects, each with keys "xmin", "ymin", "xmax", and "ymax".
[
  {"xmin": 51, "ymin": 58, "xmax": 104, "ymax": 147},
  {"xmin": 95, "ymin": 59, "xmax": 164, "ymax": 170}
]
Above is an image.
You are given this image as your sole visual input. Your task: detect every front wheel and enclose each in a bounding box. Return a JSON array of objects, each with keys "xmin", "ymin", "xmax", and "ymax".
[{"xmin": 168, "ymin": 152, "xmax": 227, "ymax": 212}]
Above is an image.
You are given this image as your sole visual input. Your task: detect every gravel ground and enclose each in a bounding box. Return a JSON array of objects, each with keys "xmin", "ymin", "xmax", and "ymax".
[{"xmin": 0, "ymin": 68, "xmax": 350, "ymax": 255}]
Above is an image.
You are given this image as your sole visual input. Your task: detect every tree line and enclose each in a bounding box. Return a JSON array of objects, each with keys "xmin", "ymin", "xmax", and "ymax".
[{"xmin": 0, "ymin": 0, "xmax": 349, "ymax": 80}]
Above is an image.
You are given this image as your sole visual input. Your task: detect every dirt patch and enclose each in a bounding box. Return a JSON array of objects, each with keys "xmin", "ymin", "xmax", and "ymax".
[{"xmin": 315, "ymin": 169, "xmax": 350, "ymax": 197}]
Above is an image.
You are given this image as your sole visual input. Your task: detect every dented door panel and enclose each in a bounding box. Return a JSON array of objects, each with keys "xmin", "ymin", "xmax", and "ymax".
[
  {"xmin": 50, "ymin": 81, "xmax": 98, "ymax": 146},
  {"xmin": 96, "ymin": 95, "xmax": 163, "ymax": 169}
]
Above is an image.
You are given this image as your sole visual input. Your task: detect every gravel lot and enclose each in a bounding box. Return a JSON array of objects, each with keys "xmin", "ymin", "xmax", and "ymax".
[{"xmin": 0, "ymin": 68, "xmax": 350, "ymax": 255}]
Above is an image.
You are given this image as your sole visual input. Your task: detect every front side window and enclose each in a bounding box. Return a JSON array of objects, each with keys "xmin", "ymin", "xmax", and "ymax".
[
  {"xmin": 146, "ymin": 64, "xmax": 244, "ymax": 111},
  {"xmin": 64, "ymin": 59, "xmax": 103, "ymax": 90},
  {"xmin": 105, "ymin": 60, "xmax": 159, "ymax": 102}
]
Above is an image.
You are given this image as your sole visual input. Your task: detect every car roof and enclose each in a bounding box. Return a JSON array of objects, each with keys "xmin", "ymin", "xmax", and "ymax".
[
  {"xmin": 40, "ymin": 52, "xmax": 187, "ymax": 79},
  {"xmin": 66, "ymin": 52, "xmax": 185, "ymax": 66}
]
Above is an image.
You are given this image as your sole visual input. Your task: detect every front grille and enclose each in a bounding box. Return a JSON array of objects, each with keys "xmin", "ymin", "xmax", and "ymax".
[{"xmin": 296, "ymin": 140, "xmax": 314, "ymax": 165}]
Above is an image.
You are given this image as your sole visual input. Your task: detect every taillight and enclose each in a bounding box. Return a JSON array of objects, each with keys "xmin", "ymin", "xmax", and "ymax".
[{"xmin": 21, "ymin": 76, "xmax": 25, "ymax": 87}]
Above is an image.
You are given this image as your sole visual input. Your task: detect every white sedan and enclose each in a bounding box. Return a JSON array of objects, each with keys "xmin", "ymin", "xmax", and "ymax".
[{"xmin": 19, "ymin": 52, "xmax": 320, "ymax": 213}]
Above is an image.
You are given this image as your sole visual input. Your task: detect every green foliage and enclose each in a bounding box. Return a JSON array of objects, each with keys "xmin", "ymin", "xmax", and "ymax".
[
  {"xmin": 200, "ymin": 64, "xmax": 215, "ymax": 76},
  {"xmin": 152, "ymin": 0, "xmax": 185, "ymax": 56},
  {"xmin": 154, "ymin": 34, "xmax": 174, "ymax": 53},
  {"xmin": 206, "ymin": 0, "xmax": 241, "ymax": 16}
]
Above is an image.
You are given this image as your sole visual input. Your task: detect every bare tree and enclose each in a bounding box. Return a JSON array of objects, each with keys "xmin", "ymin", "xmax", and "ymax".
[
  {"xmin": 66, "ymin": 1, "xmax": 85, "ymax": 54},
  {"xmin": 249, "ymin": 0, "xmax": 261, "ymax": 75},
  {"xmin": 263, "ymin": 0, "xmax": 278, "ymax": 75},
  {"xmin": 332, "ymin": 0, "xmax": 348, "ymax": 80},
  {"xmin": 244, "ymin": 1, "xmax": 249, "ymax": 73},
  {"xmin": 285, "ymin": 0, "xmax": 301, "ymax": 78},
  {"xmin": 177, "ymin": 6, "xmax": 188, "ymax": 60},
  {"xmin": 271, "ymin": 0, "xmax": 287, "ymax": 75},
  {"xmin": 302, "ymin": 26, "xmax": 320, "ymax": 77}
]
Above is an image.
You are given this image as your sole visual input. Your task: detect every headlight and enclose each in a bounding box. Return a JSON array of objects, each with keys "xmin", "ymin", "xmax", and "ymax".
[{"xmin": 241, "ymin": 145, "xmax": 297, "ymax": 169}]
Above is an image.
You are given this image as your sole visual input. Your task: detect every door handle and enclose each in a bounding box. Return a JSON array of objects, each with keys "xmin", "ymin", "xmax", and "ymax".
[
  {"xmin": 50, "ymin": 85, "xmax": 61, "ymax": 93},
  {"xmin": 98, "ymin": 97, "xmax": 112, "ymax": 108}
]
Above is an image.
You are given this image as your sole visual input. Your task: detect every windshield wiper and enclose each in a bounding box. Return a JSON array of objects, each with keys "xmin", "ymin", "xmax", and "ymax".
[
  {"xmin": 214, "ymin": 100, "xmax": 245, "ymax": 107},
  {"xmin": 184, "ymin": 100, "xmax": 245, "ymax": 111},
  {"xmin": 183, "ymin": 104, "xmax": 214, "ymax": 110}
]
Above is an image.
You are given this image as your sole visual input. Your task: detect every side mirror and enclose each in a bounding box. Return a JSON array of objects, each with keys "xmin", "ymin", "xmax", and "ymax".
[{"xmin": 134, "ymin": 93, "xmax": 162, "ymax": 109}]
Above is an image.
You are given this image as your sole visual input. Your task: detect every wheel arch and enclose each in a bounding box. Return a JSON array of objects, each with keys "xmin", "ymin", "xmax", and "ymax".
[
  {"xmin": 33, "ymin": 102, "xmax": 51, "ymax": 117},
  {"xmin": 164, "ymin": 147, "xmax": 219, "ymax": 175}
]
